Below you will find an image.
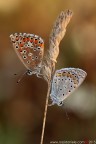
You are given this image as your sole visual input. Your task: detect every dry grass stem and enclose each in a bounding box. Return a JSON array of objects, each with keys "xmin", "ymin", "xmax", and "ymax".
[
  {"xmin": 40, "ymin": 10, "xmax": 73, "ymax": 144},
  {"xmin": 40, "ymin": 81, "xmax": 51, "ymax": 144}
]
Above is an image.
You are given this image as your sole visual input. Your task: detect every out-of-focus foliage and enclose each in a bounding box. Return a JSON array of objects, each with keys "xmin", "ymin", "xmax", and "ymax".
[{"xmin": 0, "ymin": 0, "xmax": 96, "ymax": 143}]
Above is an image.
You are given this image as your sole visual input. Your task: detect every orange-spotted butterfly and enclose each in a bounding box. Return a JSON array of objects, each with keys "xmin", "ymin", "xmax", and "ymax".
[
  {"xmin": 10, "ymin": 33, "xmax": 44, "ymax": 77},
  {"xmin": 50, "ymin": 68, "xmax": 87, "ymax": 106}
]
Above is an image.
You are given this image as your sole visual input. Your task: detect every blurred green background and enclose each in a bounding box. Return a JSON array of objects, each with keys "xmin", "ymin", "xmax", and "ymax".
[{"xmin": 0, "ymin": 0, "xmax": 96, "ymax": 143}]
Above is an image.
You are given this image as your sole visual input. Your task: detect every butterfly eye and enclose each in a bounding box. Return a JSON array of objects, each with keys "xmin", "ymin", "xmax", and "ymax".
[
  {"xmin": 59, "ymin": 101, "xmax": 63, "ymax": 106},
  {"xmin": 27, "ymin": 70, "xmax": 32, "ymax": 75}
]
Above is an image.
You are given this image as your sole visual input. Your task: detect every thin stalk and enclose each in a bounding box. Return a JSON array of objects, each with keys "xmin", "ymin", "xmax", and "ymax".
[{"xmin": 40, "ymin": 81, "xmax": 51, "ymax": 144}]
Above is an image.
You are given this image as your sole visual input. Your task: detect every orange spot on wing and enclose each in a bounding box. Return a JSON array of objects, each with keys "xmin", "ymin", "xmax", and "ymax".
[
  {"xmin": 19, "ymin": 43, "xmax": 24, "ymax": 47},
  {"xmin": 16, "ymin": 37, "xmax": 19, "ymax": 41},
  {"xmin": 27, "ymin": 37, "xmax": 30, "ymax": 41},
  {"xmin": 18, "ymin": 49, "xmax": 22, "ymax": 53},
  {"xmin": 23, "ymin": 38, "xmax": 27, "ymax": 42},
  {"xmin": 39, "ymin": 43, "xmax": 44, "ymax": 48},
  {"xmin": 30, "ymin": 39, "xmax": 33, "ymax": 43}
]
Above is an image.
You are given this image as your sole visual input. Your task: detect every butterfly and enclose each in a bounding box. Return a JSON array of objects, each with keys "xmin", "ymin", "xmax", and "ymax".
[
  {"xmin": 50, "ymin": 68, "xmax": 87, "ymax": 106},
  {"xmin": 10, "ymin": 33, "xmax": 44, "ymax": 77}
]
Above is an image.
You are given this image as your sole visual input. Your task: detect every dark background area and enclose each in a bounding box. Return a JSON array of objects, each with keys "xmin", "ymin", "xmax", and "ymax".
[{"xmin": 0, "ymin": 0, "xmax": 96, "ymax": 143}]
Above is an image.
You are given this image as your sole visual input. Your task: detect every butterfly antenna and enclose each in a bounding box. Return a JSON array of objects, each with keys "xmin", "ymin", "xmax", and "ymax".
[
  {"xmin": 14, "ymin": 73, "xmax": 18, "ymax": 75},
  {"xmin": 17, "ymin": 71, "xmax": 27, "ymax": 84},
  {"xmin": 63, "ymin": 104, "xmax": 69, "ymax": 120},
  {"xmin": 65, "ymin": 109, "xmax": 70, "ymax": 120}
]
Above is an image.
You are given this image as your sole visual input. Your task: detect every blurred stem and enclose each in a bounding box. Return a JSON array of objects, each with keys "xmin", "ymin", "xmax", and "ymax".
[{"xmin": 40, "ymin": 80, "xmax": 51, "ymax": 144}]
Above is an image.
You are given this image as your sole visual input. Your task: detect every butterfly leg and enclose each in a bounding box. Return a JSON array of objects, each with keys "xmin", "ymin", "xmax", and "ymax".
[
  {"xmin": 48, "ymin": 102, "xmax": 54, "ymax": 106},
  {"xmin": 36, "ymin": 73, "xmax": 43, "ymax": 78}
]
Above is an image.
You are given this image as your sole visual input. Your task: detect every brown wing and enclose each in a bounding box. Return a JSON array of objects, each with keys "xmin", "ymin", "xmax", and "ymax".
[{"xmin": 10, "ymin": 33, "xmax": 44, "ymax": 71}]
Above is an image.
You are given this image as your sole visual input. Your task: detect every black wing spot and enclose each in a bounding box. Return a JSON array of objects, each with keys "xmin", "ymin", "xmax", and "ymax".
[
  {"xmin": 16, "ymin": 46, "xmax": 18, "ymax": 49},
  {"xmin": 23, "ymin": 55, "xmax": 27, "ymax": 59},
  {"xmin": 35, "ymin": 56, "xmax": 38, "ymax": 59}
]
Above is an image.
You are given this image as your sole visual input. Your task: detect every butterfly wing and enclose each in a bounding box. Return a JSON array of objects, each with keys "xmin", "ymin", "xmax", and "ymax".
[
  {"xmin": 50, "ymin": 68, "xmax": 87, "ymax": 106},
  {"xmin": 10, "ymin": 33, "xmax": 44, "ymax": 73}
]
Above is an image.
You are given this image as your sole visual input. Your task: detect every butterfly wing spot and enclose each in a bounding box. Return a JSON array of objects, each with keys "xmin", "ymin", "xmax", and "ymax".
[
  {"xmin": 39, "ymin": 52, "xmax": 42, "ymax": 55},
  {"xmin": 33, "ymin": 48, "xmax": 36, "ymax": 51},
  {"xmin": 23, "ymin": 50, "xmax": 27, "ymax": 54},
  {"xmin": 32, "ymin": 57, "xmax": 35, "ymax": 60},
  {"xmin": 15, "ymin": 45, "xmax": 19, "ymax": 49},
  {"xmin": 23, "ymin": 55, "xmax": 27, "ymax": 59},
  {"xmin": 27, "ymin": 60, "xmax": 30, "ymax": 64},
  {"xmin": 20, "ymin": 50, "xmax": 23, "ymax": 53},
  {"xmin": 28, "ymin": 53, "xmax": 32, "ymax": 56},
  {"xmin": 30, "ymin": 45, "xmax": 34, "ymax": 48},
  {"xmin": 19, "ymin": 43, "xmax": 24, "ymax": 47},
  {"xmin": 23, "ymin": 37, "xmax": 27, "ymax": 42},
  {"xmin": 37, "ymin": 47, "xmax": 41, "ymax": 50},
  {"xmin": 35, "ymin": 56, "xmax": 38, "ymax": 59},
  {"xmin": 16, "ymin": 37, "xmax": 19, "ymax": 41},
  {"xmin": 34, "ymin": 38, "xmax": 38, "ymax": 44}
]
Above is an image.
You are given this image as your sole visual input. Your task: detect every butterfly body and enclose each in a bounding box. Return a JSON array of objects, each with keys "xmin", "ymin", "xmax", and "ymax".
[
  {"xmin": 10, "ymin": 33, "xmax": 44, "ymax": 76},
  {"xmin": 50, "ymin": 68, "xmax": 87, "ymax": 106}
]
